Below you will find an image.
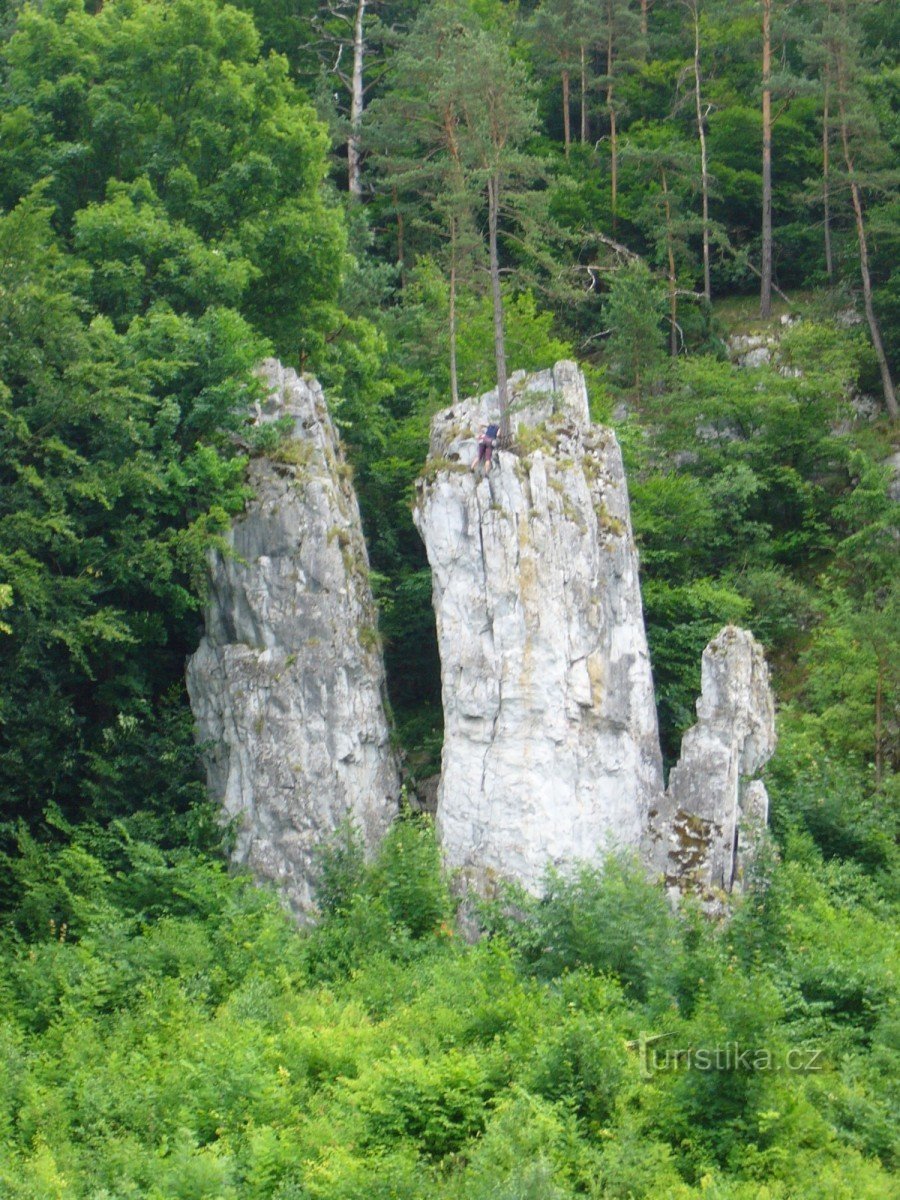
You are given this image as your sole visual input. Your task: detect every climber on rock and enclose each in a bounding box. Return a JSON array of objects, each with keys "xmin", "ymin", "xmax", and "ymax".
[{"xmin": 471, "ymin": 421, "xmax": 500, "ymax": 474}]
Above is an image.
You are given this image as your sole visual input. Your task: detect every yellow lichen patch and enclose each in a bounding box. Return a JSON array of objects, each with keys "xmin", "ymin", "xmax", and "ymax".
[{"xmin": 587, "ymin": 650, "xmax": 605, "ymax": 709}]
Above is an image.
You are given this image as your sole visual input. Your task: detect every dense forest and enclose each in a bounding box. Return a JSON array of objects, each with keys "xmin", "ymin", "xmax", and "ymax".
[{"xmin": 0, "ymin": 0, "xmax": 897, "ymax": 1194}]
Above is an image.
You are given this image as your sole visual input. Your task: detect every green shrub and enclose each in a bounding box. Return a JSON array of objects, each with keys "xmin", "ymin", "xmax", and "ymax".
[
  {"xmin": 370, "ymin": 815, "xmax": 454, "ymax": 940},
  {"xmin": 482, "ymin": 854, "xmax": 678, "ymax": 1002}
]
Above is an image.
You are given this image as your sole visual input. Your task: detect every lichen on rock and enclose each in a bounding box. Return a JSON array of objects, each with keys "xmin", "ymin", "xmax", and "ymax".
[{"xmin": 186, "ymin": 359, "xmax": 398, "ymax": 918}]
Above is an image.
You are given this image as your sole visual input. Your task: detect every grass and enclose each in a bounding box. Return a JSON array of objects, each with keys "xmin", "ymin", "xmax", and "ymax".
[{"xmin": 711, "ymin": 289, "xmax": 826, "ymax": 337}]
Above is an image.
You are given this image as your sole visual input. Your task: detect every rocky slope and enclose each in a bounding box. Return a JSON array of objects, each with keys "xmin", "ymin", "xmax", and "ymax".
[
  {"xmin": 186, "ymin": 360, "xmax": 398, "ymax": 917},
  {"xmin": 413, "ymin": 362, "xmax": 664, "ymax": 893}
]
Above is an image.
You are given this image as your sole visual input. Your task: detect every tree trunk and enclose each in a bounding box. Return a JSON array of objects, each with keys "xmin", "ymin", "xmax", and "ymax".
[
  {"xmin": 760, "ymin": 0, "xmax": 773, "ymax": 317},
  {"xmin": 822, "ymin": 76, "xmax": 834, "ymax": 284},
  {"xmin": 580, "ymin": 44, "xmax": 588, "ymax": 142},
  {"xmin": 641, "ymin": 0, "xmax": 649, "ymax": 38},
  {"xmin": 875, "ymin": 659, "xmax": 884, "ymax": 784},
  {"xmin": 609, "ymin": 105, "xmax": 618, "ymax": 228},
  {"xmin": 836, "ymin": 91, "xmax": 898, "ymax": 419},
  {"xmin": 391, "ymin": 186, "xmax": 405, "ymax": 284},
  {"xmin": 562, "ymin": 69, "xmax": 571, "ymax": 157},
  {"xmin": 347, "ymin": 0, "xmax": 366, "ymax": 199},
  {"xmin": 487, "ymin": 174, "xmax": 510, "ymax": 439},
  {"xmin": 661, "ymin": 168, "xmax": 679, "ymax": 357},
  {"xmin": 692, "ymin": 0, "xmax": 712, "ymax": 301},
  {"xmin": 443, "ymin": 104, "xmax": 465, "ymax": 407},
  {"xmin": 449, "ymin": 218, "xmax": 459, "ymax": 406},
  {"xmin": 607, "ymin": 10, "xmax": 618, "ymax": 230}
]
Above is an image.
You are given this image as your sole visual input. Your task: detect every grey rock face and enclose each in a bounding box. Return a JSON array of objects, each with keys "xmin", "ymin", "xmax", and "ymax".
[
  {"xmin": 646, "ymin": 626, "xmax": 776, "ymax": 902},
  {"xmin": 186, "ymin": 359, "xmax": 398, "ymax": 918},
  {"xmin": 413, "ymin": 362, "xmax": 664, "ymax": 894},
  {"xmin": 884, "ymin": 450, "xmax": 900, "ymax": 502}
]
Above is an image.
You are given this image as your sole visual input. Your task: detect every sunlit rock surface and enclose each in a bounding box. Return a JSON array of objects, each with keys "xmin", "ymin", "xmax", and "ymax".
[
  {"xmin": 187, "ymin": 359, "xmax": 398, "ymax": 918},
  {"xmin": 414, "ymin": 362, "xmax": 664, "ymax": 893}
]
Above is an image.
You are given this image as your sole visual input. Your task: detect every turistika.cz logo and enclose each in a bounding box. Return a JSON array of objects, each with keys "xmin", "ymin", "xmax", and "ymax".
[{"xmin": 629, "ymin": 1032, "xmax": 824, "ymax": 1080}]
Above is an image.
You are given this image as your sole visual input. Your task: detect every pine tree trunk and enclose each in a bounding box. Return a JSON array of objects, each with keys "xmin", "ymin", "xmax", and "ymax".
[
  {"xmin": 449, "ymin": 218, "xmax": 459, "ymax": 406},
  {"xmin": 662, "ymin": 168, "xmax": 679, "ymax": 357},
  {"xmin": 580, "ymin": 44, "xmax": 588, "ymax": 142},
  {"xmin": 391, "ymin": 187, "xmax": 405, "ymax": 285},
  {"xmin": 607, "ymin": 12, "xmax": 618, "ymax": 230},
  {"xmin": 443, "ymin": 104, "xmax": 464, "ymax": 407},
  {"xmin": 760, "ymin": 0, "xmax": 773, "ymax": 317},
  {"xmin": 609, "ymin": 105, "xmax": 618, "ymax": 228},
  {"xmin": 836, "ymin": 93, "xmax": 898, "ymax": 420},
  {"xmin": 692, "ymin": 0, "xmax": 712, "ymax": 302},
  {"xmin": 822, "ymin": 77, "xmax": 834, "ymax": 284},
  {"xmin": 562, "ymin": 69, "xmax": 571, "ymax": 157},
  {"xmin": 875, "ymin": 659, "xmax": 884, "ymax": 784},
  {"xmin": 347, "ymin": 0, "xmax": 366, "ymax": 199},
  {"xmin": 487, "ymin": 174, "xmax": 510, "ymax": 439},
  {"xmin": 641, "ymin": 0, "xmax": 649, "ymax": 38}
]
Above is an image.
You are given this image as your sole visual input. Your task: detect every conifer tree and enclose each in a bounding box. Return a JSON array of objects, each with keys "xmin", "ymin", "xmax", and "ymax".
[
  {"xmin": 597, "ymin": 0, "xmax": 645, "ymax": 231},
  {"xmin": 760, "ymin": 0, "xmax": 774, "ymax": 316},
  {"xmin": 822, "ymin": 0, "xmax": 897, "ymax": 418},
  {"xmin": 365, "ymin": 1, "xmax": 483, "ymax": 405},
  {"xmin": 368, "ymin": 2, "xmax": 540, "ymax": 433},
  {"xmin": 684, "ymin": 0, "xmax": 714, "ymax": 301},
  {"xmin": 528, "ymin": 0, "xmax": 593, "ymax": 156}
]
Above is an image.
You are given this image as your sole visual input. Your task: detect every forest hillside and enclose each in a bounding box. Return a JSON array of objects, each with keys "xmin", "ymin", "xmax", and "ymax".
[{"xmin": 0, "ymin": 0, "xmax": 897, "ymax": 1195}]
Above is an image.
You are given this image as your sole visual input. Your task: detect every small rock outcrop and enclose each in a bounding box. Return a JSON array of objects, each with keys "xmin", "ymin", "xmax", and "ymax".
[
  {"xmin": 646, "ymin": 626, "xmax": 776, "ymax": 902},
  {"xmin": 187, "ymin": 359, "xmax": 398, "ymax": 917},
  {"xmin": 413, "ymin": 362, "xmax": 663, "ymax": 894}
]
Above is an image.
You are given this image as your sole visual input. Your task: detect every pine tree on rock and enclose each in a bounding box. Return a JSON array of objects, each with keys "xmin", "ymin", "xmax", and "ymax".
[
  {"xmin": 367, "ymin": 3, "xmax": 541, "ymax": 436},
  {"xmin": 365, "ymin": 1, "xmax": 484, "ymax": 406},
  {"xmin": 452, "ymin": 28, "xmax": 542, "ymax": 439},
  {"xmin": 684, "ymin": 0, "xmax": 714, "ymax": 301}
]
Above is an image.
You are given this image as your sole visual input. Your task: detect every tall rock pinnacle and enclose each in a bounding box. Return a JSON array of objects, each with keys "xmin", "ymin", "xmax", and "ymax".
[
  {"xmin": 414, "ymin": 362, "xmax": 664, "ymax": 893},
  {"xmin": 186, "ymin": 359, "xmax": 398, "ymax": 917}
]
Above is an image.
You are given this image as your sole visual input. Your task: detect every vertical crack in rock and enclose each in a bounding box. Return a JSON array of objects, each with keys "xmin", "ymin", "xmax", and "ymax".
[
  {"xmin": 186, "ymin": 359, "xmax": 399, "ymax": 919},
  {"xmin": 414, "ymin": 362, "xmax": 664, "ymax": 895},
  {"xmin": 646, "ymin": 625, "xmax": 777, "ymax": 905}
]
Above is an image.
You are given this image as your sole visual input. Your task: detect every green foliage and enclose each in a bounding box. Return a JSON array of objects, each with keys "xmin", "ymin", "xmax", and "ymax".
[
  {"xmin": 0, "ymin": 193, "xmax": 265, "ymax": 825},
  {"xmin": 0, "ymin": 0, "xmax": 346, "ymax": 361},
  {"xmin": 0, "ymin": 833, "xmax": 895, "ymax": 1196},
  {"xmin": 73, "ymin": 177, "xmax": 254, "ymax": 329},
  {"xmin": 370, "ymin": 815, "xmax": 454, "ymax": 940},
  {"xmin": 312, "ymin": 819, "xmax": 367, "ymax": 918},
  {"xmin": 642, "ymin": 580, "xmax": 751, "ymax": 763},
  {"xmin": 480, "ymin": 855, "xmax": 679, "ymax": 1002},
  {"xmin": 602, "ymin": 261, "xmax": 668, "ymax": 396}
]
